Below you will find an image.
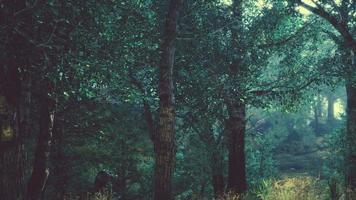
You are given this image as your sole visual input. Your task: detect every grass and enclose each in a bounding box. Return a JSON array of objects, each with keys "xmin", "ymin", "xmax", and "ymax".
[
  {"xmin": 215, "ymin": 176, "xmax": 331, "ymax": 200},
  {"xmin": 65, "ymin": 176, "xmax": 350, "ymax": 200},
  {"xmin": 65, "ymin": 190, "xmax": 113, "ymax": 200},
  {"xmin": 252, "ymin": 176, "xmax": 329, "ymax": 200}
]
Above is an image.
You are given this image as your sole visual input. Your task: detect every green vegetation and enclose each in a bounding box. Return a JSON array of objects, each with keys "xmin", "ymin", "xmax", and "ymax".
[{"xmin": 0, "ymin": 0, "xmax": 356, "ymax": 200}]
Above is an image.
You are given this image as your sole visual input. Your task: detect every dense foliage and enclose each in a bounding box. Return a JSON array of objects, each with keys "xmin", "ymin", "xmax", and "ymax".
[{"xmin": 0, "ymin": 0, "xmax": 355, "ymax": 200}]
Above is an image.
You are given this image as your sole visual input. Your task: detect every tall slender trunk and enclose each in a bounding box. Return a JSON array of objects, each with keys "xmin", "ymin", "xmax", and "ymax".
[
  {"xmin": 0, "ymin": 60, "xmax": 25, "ymax": 200},
  {"xmin": 346, "ymin": 83, "xmax": 356, "ymax": 197},
  {"xmin": 315, "ymin": 94, "xmax": 323, "ymax": 135},
  {"xmin": 154, "ymin": 1, "xmax": 182, "ymax": 199},
  {"xmin": 0, "ymin": 90, "xmax": 24, "ymax": 199},
  {"xmin": 116, "ymin": 176, "xmax": 127, "ymax": 200},
  {"xmin": 0, "ymin": 94, "xmax": 24, "ymax": 199},
  {"xmin": 226, "ymin": 100, "xmax": 247, "ymax": 194},
  {"xmin": 0, "ymin": 1, "xmax": 28, "ymax": 198},
  {"xmin": 211, "ymin": 149, "xmax": 224, "ymax": 198},
  {"xmin": 345, "ymin": 50, "xmax": 356, "ymax": 199},
  {"xmin": 26, "ymin": 87, "xmax": 55, "ymax": 200},
  {"xmin": 224, "ymin": 0, "xmax": 248, "ymax": 194},
  {"xmin": 52, "ymin": 117, "xmax": 69, "ymax": 200}
]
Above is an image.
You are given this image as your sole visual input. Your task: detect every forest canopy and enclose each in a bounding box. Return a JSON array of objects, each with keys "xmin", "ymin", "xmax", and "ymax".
[{"xmin": 0, "ymin": 0, "xmax": 356, "ymax": 200}]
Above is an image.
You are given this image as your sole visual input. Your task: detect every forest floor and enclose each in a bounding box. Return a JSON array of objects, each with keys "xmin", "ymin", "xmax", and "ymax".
[
  {"xmin": 251, "ymin": 136, "xmax": 338, "ymax": 200},
  {"xmin": 275, "ymin": 150, "xmax": 328, "ymax": 176},
  {"xmin": 274, "ymin": 136, "xmax": 330, "ymax": 177}
]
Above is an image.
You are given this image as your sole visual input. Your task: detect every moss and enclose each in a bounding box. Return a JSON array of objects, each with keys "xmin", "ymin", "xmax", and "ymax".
[
  {"xmin": 1, "ymin": 124, "xmax": 14, "ymax": 141},
  {"xmin": 0, "ymin": 95, "xmax": 13, "ymax": 141}
]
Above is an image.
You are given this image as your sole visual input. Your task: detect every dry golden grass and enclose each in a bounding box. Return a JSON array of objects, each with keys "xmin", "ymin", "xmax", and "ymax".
[
  {"xmin": 65, "ymin": 190, "xmax": 113, "ymax": 200},
  {"xmin": 253, "ymin": 176, "xmax": 328, "ymax": 200}
]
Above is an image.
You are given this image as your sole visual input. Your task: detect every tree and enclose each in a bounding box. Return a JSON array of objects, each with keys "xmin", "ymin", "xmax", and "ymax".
[
  {"xmin": 154, "ymin": 0, "xmax": 182, "ymax": 199},
  {"xmin": 0, "ymin": 0, "xmax": 42, "ymax": 198},
  {"xmin": 291, "ymin": 0, "xmax": 356, "ymax": 195},
  {"xmin": 26, "ymin": 84, "xmax": 55, "ymax": 200}
]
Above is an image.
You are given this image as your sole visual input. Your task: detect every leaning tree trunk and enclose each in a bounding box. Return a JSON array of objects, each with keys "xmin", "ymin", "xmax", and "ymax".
[
  {"xmin": 26, "ymin": 87, "xmax": 55, "ymax": 200},
  {"xmin": 154, "ymin": 0, "xmax": 182, "ymax": 200},
  {"xmin": 226, "ymin": 100, "xmax": 247, "ymax": 194}
]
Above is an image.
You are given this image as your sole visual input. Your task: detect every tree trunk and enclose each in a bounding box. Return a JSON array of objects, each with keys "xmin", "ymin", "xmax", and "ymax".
[
  {"xmin": 314, "ymin": 104, "xmax": 320, "ymax": 135},
  {"xmin": 226, "ymin": 100, "xmax": 247, "ymax": 194},
  {"xmin": 0, "ymin": 143, "xmax": 25, "ymax": 200},
  {"xmin": 154, "ymin": 0, "xmax": 182, "ymax": 200},
  {"xmin": 115, "ymin": 165, "xmax": 128, "ymax": 199},
  {"xmin": 224, "ymin": 0, "xmax": 248, "ymax": 195},
  {"xmin": 346, "ymin": 81, "xmax": 356, "ymax": 197},
  {"xmin": 0, "ymin": 1, "xmax": 28, "ymax": 198},
  {"xmin": 211, "ymin": 150, "xmax": 225, "ymax": 198},
  {"xmin": 0, "ymin": 58, "xmax": 25, "ymax": 200},
  {"xmin": 51, "ymin": 117, "xmax": 70, "ymax": 200},
  {"xmin": 26, "ymin": 88, "xmax": 55, "ymax": 200}
]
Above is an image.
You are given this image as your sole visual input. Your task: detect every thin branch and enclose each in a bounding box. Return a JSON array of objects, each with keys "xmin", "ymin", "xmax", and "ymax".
[
  {"xmin": 257, "ymin": 21, "xmax": 313, "ymax": 49},
  {"xmin": 322, "ymin": 28, "xmax": 343, "ymax": 45},
  {"xmin": 14, "ymin": 0, "xmax": 47, "ymax": 20},
  {"xmin": 248, "ymin": 75, "xmax": 318, "ymax": 96},
  {"xmin": 37, "ymin": 24, "xmax": 58, "ymax": 48}
]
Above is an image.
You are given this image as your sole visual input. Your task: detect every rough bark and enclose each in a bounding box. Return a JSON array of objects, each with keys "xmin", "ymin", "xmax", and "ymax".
[
  {"xmin": 51, "ymin": 118, "xmax": 69, "ymax": 200},
  {"xmin": 223, "ymin": 0, "xmax": 248, "ymax": 195},
  {"xmin": 0, "ymin": 33, "xmax": 25, "ymax": 200},
  {"xmin": 26, "ymin": 88, "xmax": 55, "ymax": 200},
  {"xmin": 211, "ymin": 150, "xmax": 225, "ymax": 198},
  {"xmin": 346, "ymin": 81, "xmax": 356, "ymax": 196},
  {"xmin": 115, "ymin": 176, "xmax": 127, "ymax": 200},
  {"xmin": 154, "ymin": 0, "xmax": 182, "ymax": 200},
  {"xmin": 225, "ymin": 100, "xmax": 247, "ymax": 194}
]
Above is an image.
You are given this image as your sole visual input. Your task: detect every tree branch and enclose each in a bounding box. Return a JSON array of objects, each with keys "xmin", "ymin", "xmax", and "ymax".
[
  {"xmin": 249, "ymin": 75, "xmax": 318, "ymax": 97},
  {"xmin": 128, "ymin": 71, "xmax": 157, "ymax": 142},
  {"xmin": 257, "ymin": 22, "xmax": 312, "ymax": 49},
  {"xmin": 14, "ymin": 0, "xmax": 47, "ymax": 20},
  {"xmin": 298, "ymin": 0, "xmax": 356, "ymax": 53}
]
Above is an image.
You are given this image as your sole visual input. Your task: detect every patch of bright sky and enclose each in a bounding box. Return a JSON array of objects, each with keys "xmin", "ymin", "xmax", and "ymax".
[
  {"xmin": 334, "ymin": 99, "xmax": 345, "ymax": 119},
  {"xmin": 220, "ymin": 0, "xmax": 271, "ymax": 9},
  {"xmin": 320, "ymin": 97, "xmax": 345, "ymax": 119},
  {"xmin": 297, "ymin": 0, "xmax": 341, "ymax": 16},
  {"xmin": 220, "ymin": 0, "xmax": 232, "ymax": 6},
  {"xmin": 256, "ymin": 0, "xmax": 273, "ymax": 9},
  {"xmin": 296, "ymin": 0, "xmax": 315, "ymax": 15},
  {"xmin": 221, "ymin": 0, "xmax": 342, "ymax": 16}
]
